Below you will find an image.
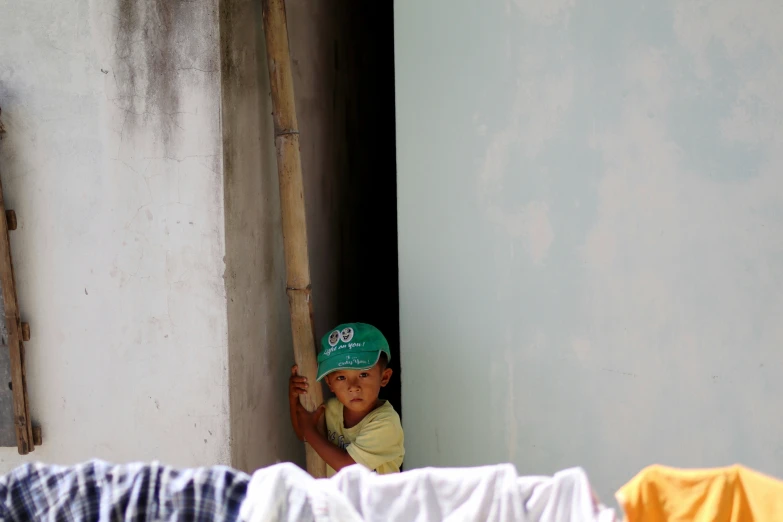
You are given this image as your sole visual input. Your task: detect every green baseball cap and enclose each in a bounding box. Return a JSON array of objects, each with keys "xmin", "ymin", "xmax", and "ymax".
[{"xmin": 316, "ymin": 323, "xmax": 391, "ymax": 381}]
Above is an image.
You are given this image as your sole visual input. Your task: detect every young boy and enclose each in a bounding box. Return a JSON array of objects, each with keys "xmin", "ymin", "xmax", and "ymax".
[{"xmin": 288, "ymin": 322, "xmax": 404, "ymax": 477}]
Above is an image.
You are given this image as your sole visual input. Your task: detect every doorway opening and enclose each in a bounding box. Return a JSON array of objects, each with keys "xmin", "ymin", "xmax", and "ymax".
[{"xmin": 333, "ymin": 2, "xmax": 400, "ymax": 417}]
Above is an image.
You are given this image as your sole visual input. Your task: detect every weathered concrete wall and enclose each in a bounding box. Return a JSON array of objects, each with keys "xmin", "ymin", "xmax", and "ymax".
[
  {"xmin": 219, "ymin": 0, "xmax": 304, "ymax": 472},
  {"xmin": 0, "ymin": 0, "xmax": 229, "ymax": 468},
  {"xmin": 396, "ymin": 0, "xmax": 783, "ymax": 504},
  {"xmin": 287, "ymin": 1, "xmax": 351, "ymax": 341}
]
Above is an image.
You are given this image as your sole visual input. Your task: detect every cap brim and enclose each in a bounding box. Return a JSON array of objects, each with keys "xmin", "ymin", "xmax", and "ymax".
[{"xmin": 316, "ymin": 351, "xmax": 381, "ymax": 381}]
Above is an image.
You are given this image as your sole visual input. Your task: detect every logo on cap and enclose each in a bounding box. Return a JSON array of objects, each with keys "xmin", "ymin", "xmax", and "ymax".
[{"xmin": 340, "ymin": 327, "xmax": 354, "ymax": 343}]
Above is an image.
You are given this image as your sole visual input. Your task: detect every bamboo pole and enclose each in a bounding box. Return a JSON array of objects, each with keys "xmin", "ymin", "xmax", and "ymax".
[{"xmin": 260, "ymin": 0, "xmax": 326, "ymax": 478}]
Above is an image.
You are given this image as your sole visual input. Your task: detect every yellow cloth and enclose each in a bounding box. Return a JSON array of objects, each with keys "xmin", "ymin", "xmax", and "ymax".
[
  {"xmin": 617, "ymin": 464, "xmax": 783, "ymax": 522},
  {"xmin": 324, "ymin": 398, "xmax": 404, "ymax": 478}
]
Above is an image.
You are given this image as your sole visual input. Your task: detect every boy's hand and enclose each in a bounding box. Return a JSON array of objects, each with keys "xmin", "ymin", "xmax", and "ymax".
[
  {"xmin": 295, "ymin": 401, "xmax": 326, "ymax": 441},
  {"xmin": 289, "ymin": 365, "xmax": 309, "ymax": 401}
]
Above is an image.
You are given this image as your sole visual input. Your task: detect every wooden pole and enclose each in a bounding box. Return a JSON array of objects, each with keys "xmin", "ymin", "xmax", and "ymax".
[
  {"xmin": 0, "ymin": 107, "xmax": 34, "ymax": 454},
  {"xmin": 260, "ymin": 0, "xmax": 326, "ymax": 478}
]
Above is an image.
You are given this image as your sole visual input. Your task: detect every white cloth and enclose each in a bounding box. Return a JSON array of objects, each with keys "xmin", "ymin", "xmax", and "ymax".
[{"xmin": 238, "ymin": 462, "xmax": 616, "ymax": 522}]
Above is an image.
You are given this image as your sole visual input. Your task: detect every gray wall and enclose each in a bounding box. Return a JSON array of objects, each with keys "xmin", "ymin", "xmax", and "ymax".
[
  {"xmin": 395, "ymin": 0, "xmax": 783, "ymax": 503},
  {"xmin": 0, "ymin": 0, "xmax": 230, "ymax": 468},
  {"xmin": 220, "ymin": 0, "xmax": 300, "ymax": 472}
]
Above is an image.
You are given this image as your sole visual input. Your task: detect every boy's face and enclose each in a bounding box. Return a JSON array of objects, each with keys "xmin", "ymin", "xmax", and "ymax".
[{"xmin": 325, "ymin": 362, "xmax": 392, "ymax": 414}]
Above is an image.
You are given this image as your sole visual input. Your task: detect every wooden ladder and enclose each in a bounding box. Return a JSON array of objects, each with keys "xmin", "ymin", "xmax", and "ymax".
[{"xmin": 0, "ymin": 106, "xmax": 40, "ymax": 454}]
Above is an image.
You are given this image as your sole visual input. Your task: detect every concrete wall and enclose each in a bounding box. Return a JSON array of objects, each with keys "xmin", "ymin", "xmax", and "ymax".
[
  {"xmin": 286, "ymin": 1, "xmax": 352, "ymax": 343},
  {"xmin": 219, "ymin": 0, "xmax": 301, "ymax": 472},
  {"xmin": 0, "ymin": 0, "xmax": 229, "ymax": 468},
  {"xmin": 396, "ymin": 0, "xmax": 783, "ymax": 503}
]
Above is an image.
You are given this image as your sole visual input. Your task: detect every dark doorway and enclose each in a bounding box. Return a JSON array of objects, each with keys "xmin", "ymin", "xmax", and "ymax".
[{"xmin": 336, "ymin": 2, "xmax": 401, "ymax": 417}]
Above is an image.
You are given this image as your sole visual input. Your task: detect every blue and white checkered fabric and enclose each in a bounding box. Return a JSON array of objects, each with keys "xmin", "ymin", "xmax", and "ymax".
[{"xmin": 0, "ymin": 459, "xmax": 250, "ymax": 521}]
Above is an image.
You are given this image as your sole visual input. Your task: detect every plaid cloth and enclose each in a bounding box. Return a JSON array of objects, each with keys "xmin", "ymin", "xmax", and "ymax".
[{"xmin": 0, "ymin": 459, "xmax": 250, "ymax": 521}]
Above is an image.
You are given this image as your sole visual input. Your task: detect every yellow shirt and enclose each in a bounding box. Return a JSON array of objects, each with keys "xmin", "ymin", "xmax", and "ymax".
[
  {"xmin": 325, "ymin": 398, "xmax": 404, "ymax": 478},
  {"xmin": 617, "ymin": 464, "xmax": 783, "ymax": 522}
]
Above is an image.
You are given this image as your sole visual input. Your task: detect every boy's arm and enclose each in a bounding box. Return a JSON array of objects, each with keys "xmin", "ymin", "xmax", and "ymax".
[
  {"xmin": 288, "ymin": 365, "xmax": 307, "ymax": 441},
  {"xmin": 296, "ymin": 402, "xmax": 357, "ymax": 472},
  {"xmin": 289, "ymin": 396, "xmax": 303, "ymax": 441},
  {"xmin": 303, "ymin": 427, "xmax": 356, "ymax": 472}
]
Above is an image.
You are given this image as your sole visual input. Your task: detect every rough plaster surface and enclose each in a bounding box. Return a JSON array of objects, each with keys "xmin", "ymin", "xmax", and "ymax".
[
  {"xmin": 286, "ymin": 1, "xmax": 353, "ymax": 340},
  {"xmin": 0, "ymin": 0, "xmax": 229, "ymax": 469},
  {"xmin": 219, "ymin": 0, "xmax": 304, "ymax": 472},
  {"xmin": 396, "ymin": 0, "xmax": 783, "ymax": 504}
]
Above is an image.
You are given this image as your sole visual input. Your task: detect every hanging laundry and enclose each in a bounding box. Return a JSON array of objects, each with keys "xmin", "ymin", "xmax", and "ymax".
[
  {"xmin": 0, "ymin": 458, "xmax": 615, "ymax": 521},
  {"xmin": 616, "ymin": 464, "xmax": 783, "ymax": 522},
  {"xmin": 242, "ymin": 461, "xmax": 617, "ymax": 521}
]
